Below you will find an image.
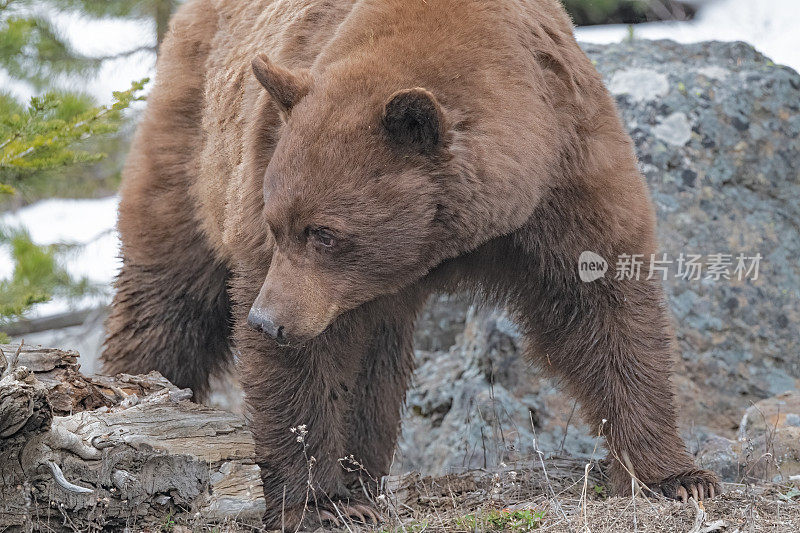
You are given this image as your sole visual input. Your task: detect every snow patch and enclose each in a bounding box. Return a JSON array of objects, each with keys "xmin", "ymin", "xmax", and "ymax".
[
  {"xmin": 0, "ymin": 197, "xmax": 121, "ymax": 318},
  {"xmin": 575, "ymin": 0, "xmax": 800, "ymax": 74},
  {"xmin": 3, "ymin": 197, "xmax": 118, "ymax": 245}
]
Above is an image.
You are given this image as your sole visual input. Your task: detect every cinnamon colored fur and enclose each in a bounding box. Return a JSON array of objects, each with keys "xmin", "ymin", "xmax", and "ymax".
[{"xmin": 103, "ymin": 0, "xmax": 718, "ymax": 528}]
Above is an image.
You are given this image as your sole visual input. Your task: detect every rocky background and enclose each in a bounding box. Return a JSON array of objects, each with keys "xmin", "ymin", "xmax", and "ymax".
[
  {"xmin": 395, "ymin": 39, "xmax": 800, "ymax": 481},
  {"xmin": 10, "ymin": 39, "xmax": 800, "ymax": 485}
]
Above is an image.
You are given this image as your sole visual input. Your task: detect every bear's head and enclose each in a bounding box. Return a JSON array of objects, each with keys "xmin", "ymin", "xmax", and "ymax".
[{"xmin": 247, "ymin": 54, "xmax": 455, "ymax": 344}]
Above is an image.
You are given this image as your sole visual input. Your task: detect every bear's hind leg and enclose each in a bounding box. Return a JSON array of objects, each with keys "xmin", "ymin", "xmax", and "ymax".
[
  {"xmin": 102, "ymin": 0, "xmax": 229, "ymax": 399},
  {"xmin": 103, "ymin": 252, "xmax": 231, "ymax": 399}
]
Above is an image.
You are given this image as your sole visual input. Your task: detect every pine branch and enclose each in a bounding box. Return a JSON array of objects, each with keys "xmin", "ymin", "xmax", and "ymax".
[
  {"xmin": 0, "ymin": 78, "xmax": 148, "ymax": 193},
  {"xmin": 0, "ymin": 15, "xmax": 102, "ymax": 88}
]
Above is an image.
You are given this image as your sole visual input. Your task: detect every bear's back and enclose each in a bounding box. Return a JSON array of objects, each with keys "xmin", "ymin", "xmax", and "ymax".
[{"xmin": 178, "ymin": 0, "xmax": 609, "ymax": 262}]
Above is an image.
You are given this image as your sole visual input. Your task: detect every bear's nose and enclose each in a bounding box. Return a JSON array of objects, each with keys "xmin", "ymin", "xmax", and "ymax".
[{"xmin": 247, "ymin": 308, "xmax": 286, "ymax": 343}]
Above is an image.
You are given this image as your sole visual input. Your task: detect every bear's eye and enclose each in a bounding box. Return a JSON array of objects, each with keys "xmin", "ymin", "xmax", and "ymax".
[{"xmin": 307, "ymin": 226, "xmax": 336, "ymax": 248}]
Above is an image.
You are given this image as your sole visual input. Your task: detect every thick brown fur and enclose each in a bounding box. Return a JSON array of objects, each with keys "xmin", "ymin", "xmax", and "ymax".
[{"xmin": 103, "ymin": 0, "xmax": 718, "ymax": 528}]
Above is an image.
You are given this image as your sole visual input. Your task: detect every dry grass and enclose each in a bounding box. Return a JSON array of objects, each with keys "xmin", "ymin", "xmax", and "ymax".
[
  {"xmin": 153, "ymin": 417, "xmax": 800, "ymax": 533},
  {"xmin": 369, "ymin": 458, "xmax": 800, "ymax": 533},
  {"xmin": 174, "ymin": 457, "xmax": 800, "ymax": 532}
]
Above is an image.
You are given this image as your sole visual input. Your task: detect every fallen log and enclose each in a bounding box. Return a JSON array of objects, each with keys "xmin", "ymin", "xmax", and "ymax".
[{"xmin": 0, "ymin": 343, "xmax": 264, "ymax": 532}]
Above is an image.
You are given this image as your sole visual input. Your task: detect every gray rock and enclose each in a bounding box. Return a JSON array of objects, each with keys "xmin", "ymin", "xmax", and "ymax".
[
  {"xmin": 653, "ymin": 112, "xmax": 692, "ymax": 146},
  {"xmin": 397, "ymin": 40, "xmax": 800, "ymax": 474},
  {"xmin": 412, "ymin": 293, "xmax": 471, "ymax": 352},
  {"xmin": 608, "ymin": 68, "xmax": 669, "ymax": 102},
  {"xmin": 738, "ymin": 392, "xmax": 800, "ymax": 437},
  {"xmin": 697, "ymin": 392, "xmax": 800, "ymax": 483},
  {"xmin": 695, "ymin": 435, "xmax": 743, "ymax": 483},
  {"xmin": 396, "ymin": 308, "xmax": 597, "ymax": 474}
]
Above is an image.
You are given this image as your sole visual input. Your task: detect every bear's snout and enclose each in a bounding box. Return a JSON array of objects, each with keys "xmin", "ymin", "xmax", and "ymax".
[
  {"xmin": 247, "ymin": 299, "xmax": 333, "ymax": 345},
  {"xmin": 248, "ymin": 255, "xmax": 338, "ymax": 345},
  {"xmin": 247, "ymin": 307, "xmax": 286, "ymax": 343}
]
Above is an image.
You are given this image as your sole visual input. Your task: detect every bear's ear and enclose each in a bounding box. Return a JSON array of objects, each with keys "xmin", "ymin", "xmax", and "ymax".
[
  {"xmin": 382, "ymin": 87, "xmax": 445, "ymax": 153},
  {"xmin": 251, "ymin": 54, "xmax": 310, "ymax": 116}
]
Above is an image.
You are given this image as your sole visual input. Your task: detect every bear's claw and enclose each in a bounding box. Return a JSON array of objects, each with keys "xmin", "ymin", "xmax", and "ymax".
[
  {"xmin": 317, "ymin": 502, "xmax": 381, "ymax": 526},
  {"xmin": 648, "ymin": 469, "xmax": 719, "ymax": 503},
  {"xmin": 352, "ymin": 503, "xmax": 381, "ymax": 524},
  {"xmin": 269, "ymin": 500, "xmax": 381, "ymax": 530},
  {"xmin": 317, "ymin": 508, "xmax": 340, "ymax": 525}
]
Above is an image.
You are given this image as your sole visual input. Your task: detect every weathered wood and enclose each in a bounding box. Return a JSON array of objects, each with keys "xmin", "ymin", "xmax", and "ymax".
[
  {"xmin": 0, "ymin": 344, "xmax": 264, "ymax": 532},
  {"xmin": 1, "ymin": 343, "xmax": 179, "ymax": 416}
]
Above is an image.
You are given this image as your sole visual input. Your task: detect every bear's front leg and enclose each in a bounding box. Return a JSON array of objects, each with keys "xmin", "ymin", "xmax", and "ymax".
[
  {"xmin": 342, "ymin": 290, "xmax": 428, "ymax": 496},
  {"xmin": 498, "ymin": 239, "xmax": 719, "ymax": 501},
  {"xmin": 232, "ymin": 288, "xmax": 381, "ymax": 529},
  {"xmin": 525, "ymin": 273, "xmax": 718, "ymax": 500}
]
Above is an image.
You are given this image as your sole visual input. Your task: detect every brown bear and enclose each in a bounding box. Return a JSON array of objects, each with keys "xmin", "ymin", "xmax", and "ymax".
[{"xmin": 103, "ymin": 0, "xmax": 719, "ymax": 528}]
